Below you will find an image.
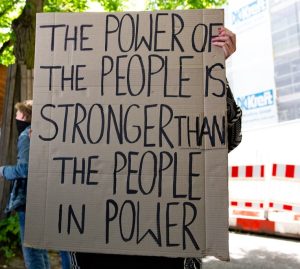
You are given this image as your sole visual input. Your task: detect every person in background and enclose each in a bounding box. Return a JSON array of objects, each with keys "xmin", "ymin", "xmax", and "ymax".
[
  {"xmin": 28, "ymin": 120, "xmax": 71, "ymax": 269},
  {"xmin": 70, "ymin": 26, "xmax": 242, "ymax": 269},
  {"xmin": 0, "ymin": 100, "xmax": 50, "ymax": 269}
]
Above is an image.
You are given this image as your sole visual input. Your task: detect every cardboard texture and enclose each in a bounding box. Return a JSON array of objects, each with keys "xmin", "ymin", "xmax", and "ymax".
[{"xmin": 25, "ymin": 9, "xmax": 229, "ymax": 260}]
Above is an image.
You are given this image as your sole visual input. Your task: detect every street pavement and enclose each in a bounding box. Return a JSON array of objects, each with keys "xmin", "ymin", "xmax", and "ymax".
[{"xmin": 202, "ymin": 232, "xmax": 300, "ymax": 269}]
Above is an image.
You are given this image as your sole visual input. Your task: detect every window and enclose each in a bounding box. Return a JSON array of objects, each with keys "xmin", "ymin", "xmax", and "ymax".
[{"xmin": 270, "ymin": 1, "xmax": 300, "ymax": 122}]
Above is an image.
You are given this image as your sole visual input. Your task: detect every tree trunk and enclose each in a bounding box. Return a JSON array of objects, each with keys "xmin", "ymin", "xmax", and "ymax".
[{"xmin": 12, "ymin": 0, "xmax": 43, "ymax": 68}]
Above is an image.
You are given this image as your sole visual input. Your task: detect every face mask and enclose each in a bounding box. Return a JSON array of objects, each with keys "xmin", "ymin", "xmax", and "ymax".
[{"xmin": 16, "ymin": 119, "xmax": 30, "ymax": 135}]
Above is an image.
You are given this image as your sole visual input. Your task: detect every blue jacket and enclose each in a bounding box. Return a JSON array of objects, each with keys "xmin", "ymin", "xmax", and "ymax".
[{"xmin": 1, "ymin": 126, "xmax": 31, "ymax": 212}]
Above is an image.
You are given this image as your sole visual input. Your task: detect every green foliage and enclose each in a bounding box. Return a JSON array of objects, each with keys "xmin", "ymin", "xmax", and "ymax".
[
  {"xmin": 0, "ymin": 0, "xmax": 26, "ymax": 27},
  {"xmin": 43, "ymin": 0, "xmax": 89, "ymax": 12},
  {"xmin": 0, "ymin": 44, "xmax": 15, "ymax": 66},
  {"xmin": 0, "ymin": 214, "xmax": 20, "ymax": 261},
  {"xmin": 146, "ymin": 0, "xmax": 227, "ymax": 10},
  {"xmin": 0, "ymin": 0, "xmax": 26, "ymax": 66},
  {"xmin": 187, "ymin": 0, "xmax": 227, "ymax": 9},
  {"xmin": 96, "ymin": 0, "xmax": 126, "ymax": 11}
]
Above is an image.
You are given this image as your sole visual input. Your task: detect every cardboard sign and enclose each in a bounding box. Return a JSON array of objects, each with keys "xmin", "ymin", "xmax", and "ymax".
[{"xmin": 25, "ymin": 9, "xmax": 229, "ymax": 260}]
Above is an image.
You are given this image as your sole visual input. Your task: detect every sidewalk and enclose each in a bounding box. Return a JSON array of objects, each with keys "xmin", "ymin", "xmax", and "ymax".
[
  {"xmin": 1, "ymin": 232, "xmax": 299, "ymax": 269},
  {"xmin": 203, "ymin": 232, "xmax": 300, "ymax": 269}
]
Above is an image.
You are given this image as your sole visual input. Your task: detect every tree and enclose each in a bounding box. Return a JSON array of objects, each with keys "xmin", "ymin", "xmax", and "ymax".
[
  {"xmin": 147, "ymin": 0, "xmax": 226, "ymax": 10},
  {"xmin": 97, "ymin": 0, "xmax": 125, "ymax": 11},
  {"xmin": 0, "ymin": 0, "xmax": 26, "ymax": 66}
]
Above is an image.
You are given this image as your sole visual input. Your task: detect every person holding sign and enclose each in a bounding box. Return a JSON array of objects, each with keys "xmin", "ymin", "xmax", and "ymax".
[
  {"xmin": 69, "ymin": 26, "xmax": 242, "ymax": 269},
  {"xmin": 0, "ymin": 100, "xmax": 50, "ymax": 269}
]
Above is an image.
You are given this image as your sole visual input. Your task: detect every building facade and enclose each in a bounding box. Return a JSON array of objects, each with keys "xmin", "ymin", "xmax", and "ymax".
[
  {"xmin": 269, "ymin": 0, "xmax": 300, "ymax": 122},
  {"xmin": 226, "ymin": 0, "xmax": 300, "ymax": 129}
]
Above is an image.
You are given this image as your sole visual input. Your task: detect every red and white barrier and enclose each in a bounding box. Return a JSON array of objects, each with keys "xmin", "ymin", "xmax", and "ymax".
[
  {"xmin": 229, "ymin": 216, "xmax": 300, "ymax": 238},
  {"xmin": 229, "ymin": 165, "xmax": 265, "ymax": 178},
  {"xmin": 268, "ymin": 164, "xmax": 300, "ymax": 227},
  {"xmin": 269, "ymin": 164, "xmax": 300, "ymax": 210},
  {"xmin": 269, "ymin": 202, "xmax": 300, "ymax": 214},
  {"xmin": 272, "ymin": 164, "xmax": 300, "ymax": 179},
  {"xmin": 229, "ymin": 164, "xmax": 300, "ymax": 238},
  {"xmin": 229, "ymin": 165, "xmax": 266, "ymax": 220}
]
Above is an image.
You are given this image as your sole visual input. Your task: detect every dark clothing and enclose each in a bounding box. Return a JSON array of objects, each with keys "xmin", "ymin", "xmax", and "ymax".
[
  {"xmin": 71, "ymin": 253, "xmax": 184, "ymax": 269},
  {"xmin": 227, "ymin": 84, "xmax": 242, "ymax": 152}
]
